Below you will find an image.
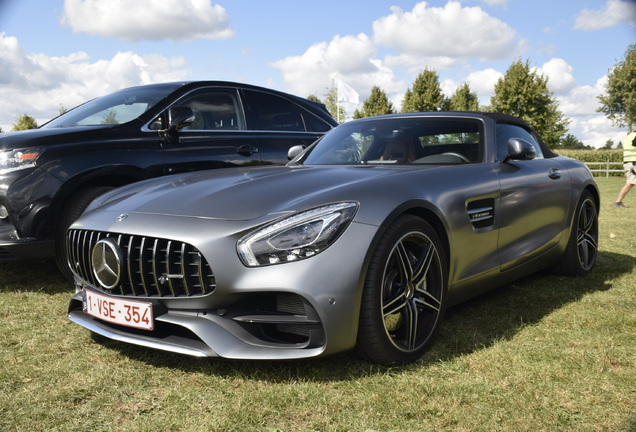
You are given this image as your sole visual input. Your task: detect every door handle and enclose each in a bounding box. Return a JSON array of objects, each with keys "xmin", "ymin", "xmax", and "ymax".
[
  {"xmin": 548, "ymin": 168, "xmax": 562, "ymax": 179},
  {"xmin": 236, "ymin": 145, "xmax": 259, "ymax": 156}
]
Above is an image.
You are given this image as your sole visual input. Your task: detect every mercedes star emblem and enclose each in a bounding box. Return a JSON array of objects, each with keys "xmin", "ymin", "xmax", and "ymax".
[{"xmin": 91, "ymin": 238, "xmax": 123, "ymax": 289}]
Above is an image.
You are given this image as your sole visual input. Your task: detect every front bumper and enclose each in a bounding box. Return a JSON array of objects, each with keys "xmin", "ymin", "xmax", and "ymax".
[
  {"xmin": 66, "ymin": 214, "xmax": 378, "ymax": 360},
  {"xmin": 68, "ymin": 289, "xmax": 328, "ymax": 359},
  {"xmin": 0, "ymin": 167, "xmax": 62, "ymax": 260}
]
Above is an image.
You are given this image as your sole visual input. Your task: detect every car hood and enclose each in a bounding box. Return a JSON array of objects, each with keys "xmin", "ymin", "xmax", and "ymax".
[
  {"xmin": 89, "ymin": 165, "xmax": 416, "ymax": 221},
  {"xmin": 0, "ymin": 124, "xmax": 123, "ymax": 149}
]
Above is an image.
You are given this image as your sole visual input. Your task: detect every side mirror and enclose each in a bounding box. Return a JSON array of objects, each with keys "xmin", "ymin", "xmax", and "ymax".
[
  {"xmin": 159, "ymin": 107, "xmax": 195, "ymax": 144},
  {"xmin": 288, "ymin": 145, "xmax": 306, "ymax": 160},
  {"xmin": 502, "ymin": 138, "xmax": 536, "ymax": 163},
  {"xmin": 168, "ymin": 107, "xmax": 195, "ymax": 130}
]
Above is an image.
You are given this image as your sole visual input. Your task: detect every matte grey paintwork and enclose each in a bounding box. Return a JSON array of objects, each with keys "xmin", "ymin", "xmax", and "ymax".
[{"xmin": 67, "ymin": 112, "xmax": 599, "ymax": 360}]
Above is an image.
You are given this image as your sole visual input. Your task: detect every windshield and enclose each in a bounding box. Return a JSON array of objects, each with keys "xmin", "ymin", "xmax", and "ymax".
[
  {"xmin": 301, "ymin": 117, "xmax": 483, "ymax": 165},
  {"xmin": 42, "ymin": 84, "xmax": 183, "ymax": 128}
]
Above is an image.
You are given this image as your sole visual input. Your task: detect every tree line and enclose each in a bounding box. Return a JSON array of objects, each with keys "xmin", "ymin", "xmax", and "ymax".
[
  {"xmin": 315, "ymin": 59, "xmax": 569, "ymax": 149},
  {"xmin": 3, "ymin": 45, "xmax": 634, "ymax": 151}
]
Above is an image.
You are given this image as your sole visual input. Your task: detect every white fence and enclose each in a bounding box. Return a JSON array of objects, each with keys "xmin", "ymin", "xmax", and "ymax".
[{"xmin": 584, "ymin": 162, "xmax": 624, "ymax": 177}]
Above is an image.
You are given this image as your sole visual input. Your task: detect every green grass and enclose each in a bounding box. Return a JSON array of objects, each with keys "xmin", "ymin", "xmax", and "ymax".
[{"xmin": 1, "ymin": 177, "xmax": 635, "ymax": 432}]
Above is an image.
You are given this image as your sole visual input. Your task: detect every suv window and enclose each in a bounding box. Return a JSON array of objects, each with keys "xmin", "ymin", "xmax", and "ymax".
[
  {"xmin": 176, "ymin": 90, "xmax": 243, "ymax": 131},
  {"xmin": 496, "ymin": 123, "xmax": 544, "ymax": 161},
  {"xmin": 45, "ymin": 84, "xmax": 177, "ymax": 128},
  {"xmin": 244, "ymin": 90, "xmax": 305, "ymax": 132},
  {"xmin": 303, "ymin": 111, "xmax": 333, "ymax": 133}
]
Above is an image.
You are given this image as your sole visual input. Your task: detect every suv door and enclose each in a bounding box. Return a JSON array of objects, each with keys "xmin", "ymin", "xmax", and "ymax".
[
  {"xmin": 493, "ymin": 123, "xmax": 571, "ymax": 271},
  {"xmin": 242, "ymin": 89, "xmax": 325, "ymax": 165},
  {"xmin": 162, "ymin": 88, "xmax": 262, "ymax": 174}
]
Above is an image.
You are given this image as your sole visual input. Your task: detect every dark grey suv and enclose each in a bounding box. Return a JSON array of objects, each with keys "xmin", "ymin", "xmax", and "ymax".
[{"xmin": 0, "ymin": 81, "xmax": 336, "ymax": 275}]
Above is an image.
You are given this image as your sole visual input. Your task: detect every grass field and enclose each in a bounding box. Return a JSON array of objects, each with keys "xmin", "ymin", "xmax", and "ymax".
[{"xmin": 1, "ymin": 177, "xmax": 635, "ymax": 432}]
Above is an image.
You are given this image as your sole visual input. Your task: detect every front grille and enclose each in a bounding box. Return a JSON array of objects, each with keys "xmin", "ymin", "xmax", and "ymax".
[{"xmin": 67, "ymin": 229, "xmax": 216, "ymax": 298}]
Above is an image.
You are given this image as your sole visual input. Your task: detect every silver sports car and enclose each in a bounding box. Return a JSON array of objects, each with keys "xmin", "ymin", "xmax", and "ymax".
[{"xmin": 67, "ymin": 112, "xmax": 599, "ymax": 365}]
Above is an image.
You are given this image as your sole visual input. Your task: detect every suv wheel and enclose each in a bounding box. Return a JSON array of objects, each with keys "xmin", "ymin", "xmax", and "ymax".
[{"xmin": 55, "ymin": 187, "xmax": 114, "ymax": 280}]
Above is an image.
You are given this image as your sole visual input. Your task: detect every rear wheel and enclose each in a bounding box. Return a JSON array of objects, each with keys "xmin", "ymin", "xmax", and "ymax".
[
  {"xmin": 556, "ymin": 190, "xmax": 598, "ymax": 276},
  {"xmin": 355, "ymin": 215, "xmax": 448, "ymax": 365},
  {"xmin": 55, "ymin": 186, "xmax": 114, "ymax": 279}
]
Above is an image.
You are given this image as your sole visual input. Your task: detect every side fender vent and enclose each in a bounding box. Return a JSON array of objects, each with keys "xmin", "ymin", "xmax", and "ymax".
[{"xmin": 467, "ymin": 198, "xmax": 495, "ymax": 229}]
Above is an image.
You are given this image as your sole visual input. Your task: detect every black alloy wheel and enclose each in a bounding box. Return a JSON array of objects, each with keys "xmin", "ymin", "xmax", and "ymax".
[
  {"xmin": 557, "ymin": 190, "xmax": 598, "ymax": 277},
  {"xmin": 356, "ymin": 215, "xmax": 448, "ymax": 365}
]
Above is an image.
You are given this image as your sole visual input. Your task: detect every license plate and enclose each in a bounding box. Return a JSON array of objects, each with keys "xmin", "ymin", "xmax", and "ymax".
[{"xmin": 83, "ymin": 289, "xmax": 154, "ymax": 330}]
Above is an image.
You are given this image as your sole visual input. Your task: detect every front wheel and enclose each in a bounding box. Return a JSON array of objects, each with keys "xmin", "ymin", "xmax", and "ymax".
[
  {"xmin": 556, "ymin": 190, "xmax": 598, "ymax": 277},
  {"xmin": 355, "ymin": 215, "xmax": 448, "ymax": 365}
]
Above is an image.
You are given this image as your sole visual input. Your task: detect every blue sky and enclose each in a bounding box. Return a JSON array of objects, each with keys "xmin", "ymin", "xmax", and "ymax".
[{"xmin": 0, "ymin": 0, "xmax": 634, "ymax": 147}]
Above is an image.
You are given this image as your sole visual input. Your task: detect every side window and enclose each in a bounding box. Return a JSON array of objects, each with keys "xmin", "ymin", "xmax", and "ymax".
[
  {"xmin": 304, "ymin": 112, "xmax": 333, "ymax": 132},
  {"xmin": 244, "ymin": 90, "xmax": 305, "ymax": 132},
  {"xmin": 175, "ymin": 90, "xmax": 243, "ymax": 131},
  {"xmin": 496, "ymin": 124, "xmax": 544, "ymax": 161}
]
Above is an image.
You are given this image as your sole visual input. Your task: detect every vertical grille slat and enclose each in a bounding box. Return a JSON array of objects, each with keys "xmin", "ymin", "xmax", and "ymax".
[
  {"xmin": 138, "ymin": 237, "xmax": 150, "ymax": 295},
  {"xmin": 67, "ymin": 229, "xmax": 216, "ymax": 298},
  {"xmin": 180, "ymin": 243, "xmax": 191, "ymax": 296},
  {"xmin": 177, "ymin": 242, "xmax": 190, "ymax": 296},
  {"xmin": 149, "ymin": 238, "xmax": 161, "ymax": 297},
  {"xmin": 165, "ymin": 240, "xmax": 178, "ymax": 296},
  {"xmin": 125, "ymin": 235, "xmax": 140, "ymax": 296},
  {"xmin": 80, "ymin": 230, "xmax": 94, "ymax": 284},
  {"xmin": 197, "ymin": 254, "xmax": 206, "ymax": 296}
]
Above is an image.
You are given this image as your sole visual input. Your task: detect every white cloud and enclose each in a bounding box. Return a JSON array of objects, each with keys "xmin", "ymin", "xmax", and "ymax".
[
  {"xmin": 373, "ymin": 1, "xmax": 519, "ymax": 67},
  {"xmin": 569, "ymin": 114, "xmax": 626, "ymax": 148},
  {"xmin": 574, "ymin": 0, "xmax": 636, "ymax": 30},
  {"xmin": 465, "ymin": 68, "xmax": 503, "ymax": 103},
  {"xmin": 271, "ymin": 33, "xmax": 403, "ymax": 105},
  {"xmin": 0, "ymin": 34, "xmax": 189, "ymax": 130},
  {"xmin": 555, "ymin": 75, "xmax": 626, "ymax": 148},
  {"xmin": 539, "ymin": 58, "xmax": 577, "ymax": 95},
  {"xmin": 557, "ymin": 83, "xmax": 600, "ymax": 117},
  {"xmin": 61, "ymin": 0, "xmax": 234, "ymax": 41},
  {"xmin": 272, "ymin": 1, "xmax": 525, "ymax": 115}
]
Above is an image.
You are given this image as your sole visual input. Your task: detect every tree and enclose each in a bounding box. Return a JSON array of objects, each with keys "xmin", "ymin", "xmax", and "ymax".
[
  {"xmin": 401, "ymin": 68, "xmax": 446, "ymax": 113},
  {"xmin": 353, "ymin": 86, "xmax": 395, "ymax": 119},
  {"xmin": 11, "ymin": 114, "xmax": 38, "ymax": 131},
  {"xmin": 490, "ymin": 59, "xmax": 569, "ymax": 149},
  {"xmin": 306, "ymin": 94, "xmax": 322, "ymax": 104},
  {"xmin": 559, "ymin": 133, "xmax": 592, "ymax": 150},
  {"xmin": 602, "ymin": 139, "xmax": 616, "ymax": 149},
  {"xmin": 597, "ymin": 44, "xmax": 636, "ymax": 131},
  {"xmin": 323, "ymin": 80, "xmax": 347, "ymax": 124},
  {"xmin": 101, "ymin": 108, "xmax": 118, "ymax": 125},
  {"xmin": 448, "ymin": 83, "xmax": 480, "ymax": 111}
]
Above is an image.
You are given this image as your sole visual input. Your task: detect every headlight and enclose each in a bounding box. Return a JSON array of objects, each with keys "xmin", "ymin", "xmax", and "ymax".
[
  {"xmin": 0, "ymin": 148, "xmax": 43, "ymax": 174},
  {"xmin": 237, "ymin": 202, "xmax": 358, "ymax": 267}
]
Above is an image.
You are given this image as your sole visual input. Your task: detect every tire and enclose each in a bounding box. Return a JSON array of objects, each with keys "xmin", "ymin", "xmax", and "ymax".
[
  {"xmin": 355, "ymin": 215, "xmax": 448, "ymax": 365},
  {"xmin": 55, "ymin": 186, "xmax": 114, "ymax": 280},
  {"xmin": 556, "ymin": 190, "xmax": 598, "ymax": 277}
]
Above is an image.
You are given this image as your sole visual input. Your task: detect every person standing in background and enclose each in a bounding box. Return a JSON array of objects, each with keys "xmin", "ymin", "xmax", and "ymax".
[{"xmin": 614, "ymin": 131, "xmax": 636, "ymax": 208}]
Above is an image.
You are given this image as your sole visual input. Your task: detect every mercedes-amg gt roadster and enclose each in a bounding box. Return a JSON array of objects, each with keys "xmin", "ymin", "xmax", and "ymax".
[{"xmin": 67, "ymin": 112, "xmax": 599, "ymax": 365}]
